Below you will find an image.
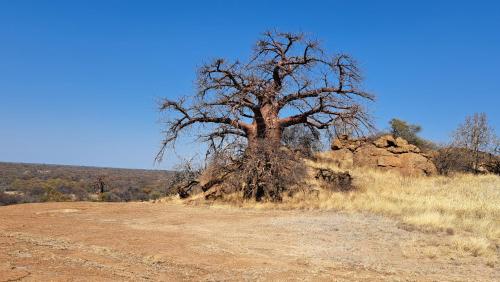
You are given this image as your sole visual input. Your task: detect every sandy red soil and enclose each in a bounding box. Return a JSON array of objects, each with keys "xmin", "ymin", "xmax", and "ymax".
[{"xmin": 0, "ymin": 202, "xmax": 497, "ymax": 281}]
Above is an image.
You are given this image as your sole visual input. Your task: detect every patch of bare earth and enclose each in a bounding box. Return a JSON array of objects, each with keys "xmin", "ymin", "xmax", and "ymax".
[{"xmin": 0, "ymin": 202, "xmax": 497, "ymax": 281}]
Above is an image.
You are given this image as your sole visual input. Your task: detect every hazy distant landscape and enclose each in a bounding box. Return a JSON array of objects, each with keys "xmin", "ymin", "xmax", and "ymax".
[{"xmin": 0, "ymin": 162, "xmax": 174, "ymax": 206}]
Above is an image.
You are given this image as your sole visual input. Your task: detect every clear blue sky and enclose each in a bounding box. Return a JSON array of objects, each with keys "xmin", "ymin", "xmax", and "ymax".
[{"xmin": 1, "ymin": 0, "xmax": 499, "ymax": 169}]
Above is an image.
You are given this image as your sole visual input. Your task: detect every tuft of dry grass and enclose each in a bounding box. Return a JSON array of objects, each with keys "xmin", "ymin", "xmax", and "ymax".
[{"xmin": 451, "ymin": 236, "xmax": 493, "ymax": 257}]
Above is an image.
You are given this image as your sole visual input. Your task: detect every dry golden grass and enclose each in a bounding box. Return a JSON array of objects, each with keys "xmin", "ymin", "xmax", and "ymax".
[
  {"xmin": 306, "ymin": 157, "xmax": 499, "ymax": 260},
  {"xmin": 304, "ymin": 156, "xmax": 499, "ymax": 241}
]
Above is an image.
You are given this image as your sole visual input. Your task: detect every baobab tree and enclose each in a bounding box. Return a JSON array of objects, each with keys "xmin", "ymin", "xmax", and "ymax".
[
  {"xmin": 157, "ymin": 31, "xmax": 374, "ymax": 200},
  {"xmin": 157, "ymin": 31, "xmax": 374, "ymax": 160}
]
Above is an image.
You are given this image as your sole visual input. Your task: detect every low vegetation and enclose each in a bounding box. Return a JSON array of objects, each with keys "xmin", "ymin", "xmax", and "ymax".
[{"xmin": 309, "ymin": 156, "xmax": 498, "ymax": 240}]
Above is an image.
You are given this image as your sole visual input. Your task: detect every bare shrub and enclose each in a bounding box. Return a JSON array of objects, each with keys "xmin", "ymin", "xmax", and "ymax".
[
  {"xmin": 433, "ymin": 113, "xmax": 499, "ymax": 175},
  {"xmin": 433, "ymin": 147, "xmax": 473, "ymax": 175},
  {"xmin": 235, "ymin": 141, "xmax": 306, "ymax": 201},
  {"xmin": 167, "ymin": 160, "xmax": 202, "ymax": 198},
  {"xmin": 432, "ymin": 147, "xmax": 500, "ymax": 175},
  {"xmin": 483, "ymin": 153, "xmax": 500, "ymax": 175},
  {"xmin": 314, "ymin": 168, "xmax": 353, "ymax": 192},
  {"xmin": 452, "ymin": 113, "xmax": 497, "ymax": 173},
  {"xmin": 100, "ymin": 191, "xmax": 122, "ymax": 202},
  {"xmin": 192, "ymin": 141, "xmax": 306, "ymax": 202}
]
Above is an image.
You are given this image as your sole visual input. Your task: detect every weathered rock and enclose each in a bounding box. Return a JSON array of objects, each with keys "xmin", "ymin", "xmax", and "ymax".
[
  {"xmin": 331, "ymin": 137, "xmax": 345, "ymax": 150},
  {"xmin": 331, "ymin": 134, "xmax": 363, "ymax": 151},
  {"xmin": 394, "ymin": 137, "xmax": 408, "ymax": 146},
  {"xmin": 377, "ymin": 156, "xmax": 401, "ymax": 167},
  {"xmin": 399, "ymin": 153, "xmax": 437, "ymax": 176},
  {"xmin": 353, "ymin": 144, "xmax": 394, "ymax": 168},
  {"xmin": 387, "ymin": 144, "xmax": 420, "ymax": 154},
  {"xmin": 373, "ymin": 135, "xmax": 397, "ymax": 148},
  {"xmin": 329, "ymin": 135, "xmax": 437, "ymax": 176}
]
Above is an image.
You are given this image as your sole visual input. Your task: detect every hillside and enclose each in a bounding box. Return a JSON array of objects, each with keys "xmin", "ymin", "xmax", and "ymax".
[
  {"xmin": 0, "ymin": 202, "xmax": 498, "ymax": 281},
  {"xmin": 0, "ymin": 162, "xmax": 175, "ymax": 205}
]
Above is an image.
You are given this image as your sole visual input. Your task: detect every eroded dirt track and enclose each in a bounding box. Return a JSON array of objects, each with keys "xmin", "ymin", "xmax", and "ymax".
[{"xmin": 0, "ymin": 202, "xmax": 497, "ymax": 281}]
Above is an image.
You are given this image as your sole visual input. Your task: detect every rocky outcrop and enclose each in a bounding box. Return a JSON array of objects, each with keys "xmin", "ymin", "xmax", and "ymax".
[{"xmin": 324, "ymin": 135, "xmax": 437, "ymax": 176}]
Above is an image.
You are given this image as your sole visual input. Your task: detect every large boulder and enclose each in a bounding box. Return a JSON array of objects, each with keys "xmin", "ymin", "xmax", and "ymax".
[
  {"xmin": 399, "ymin": 153, "xmax": 437, "ymax": 176},
  {"xmin": 353, "ymin": 144, "xmax": 394, "ymax": 168},
  {"xmin": 377, "ymin": 155, "xmax": 402, "ymax": 168},
  {"xmin": 329, "ymin": 135, "xmax": 437, "ymax": 176}
]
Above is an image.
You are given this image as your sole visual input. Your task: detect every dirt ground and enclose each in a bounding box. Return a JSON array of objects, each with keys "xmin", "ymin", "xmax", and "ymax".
[{"xmin": 0, "ymin": 202, "xmax": 497, "ymax": 281}]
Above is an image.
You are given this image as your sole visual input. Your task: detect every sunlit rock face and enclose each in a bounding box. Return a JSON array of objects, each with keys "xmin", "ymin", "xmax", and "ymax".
[{"xmin": 325, "ymin": 135, "xmax": 437, "ymax": 176}]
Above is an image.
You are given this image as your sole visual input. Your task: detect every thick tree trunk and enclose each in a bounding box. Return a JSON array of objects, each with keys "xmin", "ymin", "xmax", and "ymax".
[{"xmin": 247, "ymin": 103, "xmax": 282, "ymax": 149}]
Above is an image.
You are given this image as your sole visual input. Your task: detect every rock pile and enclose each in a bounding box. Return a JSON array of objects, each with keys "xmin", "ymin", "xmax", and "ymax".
[{"xmin": 325, "ymin": 135, "xmax": 437, "ymax": 176}]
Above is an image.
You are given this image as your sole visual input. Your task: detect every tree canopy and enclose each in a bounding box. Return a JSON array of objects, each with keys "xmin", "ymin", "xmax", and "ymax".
[{"xmin": 157, "ymin": 31, "xmax": 374, "ymax": 161}]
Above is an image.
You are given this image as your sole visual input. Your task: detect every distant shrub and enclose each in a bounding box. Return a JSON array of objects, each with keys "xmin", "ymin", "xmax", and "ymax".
[
  {"xmin": 433, "ymin": 147, "xmax": 470, "ymax": 175},
  {"xmin": 434, "ymin": 147, "xmax": 500, "ymax": 175},
  {"xmin": 389, "ymin": 118, "xmax": 437, "ymax": 151},
  {"xmin": 451, "ymin": 113, "xmax": 498, "ymax": 174},
  {"xmin": 0, "ymin": 192, "xmax": 22, "ymax": 206},
  {"xmin": 23, "ymin": 186, "xmax": 45, "ymax": 203},
  {"xmin": 149, "ymin": 190, "xmax": 163, "ymax": 200},
  {"xmin": 42, "ymin": 187, "xmax": 71, "ymax": 202},
  {"xmin": 100, "ymin": 192, "xmax": 122, "ymax": 202}
]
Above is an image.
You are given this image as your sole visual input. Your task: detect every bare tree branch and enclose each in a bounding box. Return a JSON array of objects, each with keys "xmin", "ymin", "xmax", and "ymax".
[{"xmin": 157, "ymin": 31, "xmax": 374, "ymax": 161}]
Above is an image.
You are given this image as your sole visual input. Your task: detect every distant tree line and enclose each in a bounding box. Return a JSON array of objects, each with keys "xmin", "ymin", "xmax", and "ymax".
[{"xmin": 0, "ymin": 163, "xmax": 175, "ymax": 206}]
